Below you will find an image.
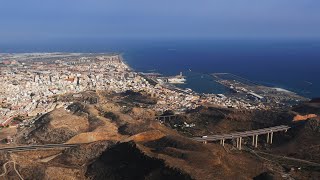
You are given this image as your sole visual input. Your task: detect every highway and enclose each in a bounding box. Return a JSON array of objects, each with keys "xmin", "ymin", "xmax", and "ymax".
[
  {"xmin": 0, "ymin": 144, "xmax": 79, "ymax": 152},
  {"xmin": 192, "ymin": 125, "xmax": 290, "ymax": 142}
]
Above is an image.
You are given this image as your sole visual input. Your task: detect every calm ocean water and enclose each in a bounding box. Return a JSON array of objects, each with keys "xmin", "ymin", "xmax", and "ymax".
[{"xmin": 1, "ymin": 39, "xmax": 319, "ymax": 98}]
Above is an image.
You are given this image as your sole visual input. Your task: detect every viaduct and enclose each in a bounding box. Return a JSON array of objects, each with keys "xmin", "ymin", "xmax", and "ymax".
[{"xmin": 192, "ymin": 125, "xmax": 290, "ymax": 150}]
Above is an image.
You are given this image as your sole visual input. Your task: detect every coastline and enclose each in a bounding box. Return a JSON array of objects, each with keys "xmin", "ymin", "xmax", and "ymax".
[
  {"xmin": 119, "ymin": 53, "xmax": 135, "ymax": 72},
  {"xmin": 2, "ymin": 51, "xmax": 316, "ymax": 98}
]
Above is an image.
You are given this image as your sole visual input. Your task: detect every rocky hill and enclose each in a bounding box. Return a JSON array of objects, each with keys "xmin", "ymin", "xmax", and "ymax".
[{"xmin": 1, "ymin": 93, "xmax": 319, "ymax": 179}]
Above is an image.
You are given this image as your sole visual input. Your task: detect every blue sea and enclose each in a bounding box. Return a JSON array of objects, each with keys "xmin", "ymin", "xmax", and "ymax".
[{"xmin": 1, "ymin": 38, "xmax": 319, "ymax": 98}]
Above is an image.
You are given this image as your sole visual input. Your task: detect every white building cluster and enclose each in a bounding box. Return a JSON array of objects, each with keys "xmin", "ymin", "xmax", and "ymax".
[
  {"xmin": 0, "ymin": 54, "xmax": 203, "ymax": 125},
  {"xmin": 0, "ymin": 53, "xmax": 270, "ymax": 126}
]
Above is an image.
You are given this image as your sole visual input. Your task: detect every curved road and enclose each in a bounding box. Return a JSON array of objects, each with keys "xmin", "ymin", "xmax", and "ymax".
[{"xmin": 0, "ymin": 161, "xmax": 24, "ymax": 180}]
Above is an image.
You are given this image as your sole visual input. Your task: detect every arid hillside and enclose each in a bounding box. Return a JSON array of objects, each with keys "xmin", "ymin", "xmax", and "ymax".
[{"xmin": 1, "ymin": 92, "xmax": 319, "ymax": 180}]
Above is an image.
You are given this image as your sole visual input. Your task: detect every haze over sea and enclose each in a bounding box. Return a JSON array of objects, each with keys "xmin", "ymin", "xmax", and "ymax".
[{"xmin": 1, "ymin": 38, "xmax": 319, "ymax": 98}]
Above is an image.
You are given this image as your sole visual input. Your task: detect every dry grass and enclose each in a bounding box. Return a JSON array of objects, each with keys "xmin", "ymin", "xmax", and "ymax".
[
  {"xmin": 66, "ymin": 132, "xmax": 122, "ymax": 144},
  {"xmin": 123, "ymin": 130, "xmax": 166, "ymax": 143},
  {"xmin": 48, "ymin": 108, "xmax": 89, "ymax": 133},
  {"xmin": 293, "ymin": 114, "xmax": 317, "ymax": 121},
  {"xmin": 44, "ymin": 166, "xmax": 83, "ymax": 180},
  {"xmin": 0, "ymin": 126, "xmax": 17, "ymax": 141}
]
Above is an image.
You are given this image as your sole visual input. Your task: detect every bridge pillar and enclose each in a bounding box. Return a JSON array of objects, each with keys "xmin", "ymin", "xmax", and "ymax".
[
  {"xmin": 255, "ymin": 135, "xmax": 258, "ymax": 148},
  {"xmin": 220, "ymin": 139, "xmax": 225, "ymax": 146},
  {"xmin": 252, "ymin": 135, "xmax": 255, "ymax": 146},
  {"xmin": 267, "ymin": 133, "xmax": 270, "ymax": 143},
  {"xmin": 203, "ymin": 140, "xmax": 207, "ymax": 144},
  {"xmin": 270, "ymin": 132, "xmax": 273, "ymax": 144},
  {"xmin": 236, "ymin": 138, "xmax": 239, "ymax": 148},
  {"xmin": 168, "ymin": 116, "xmax": 171, "ymax": 121},
  {"xmin": 239, "ymin": 137, "xmax": 242, "ymax": 150}
]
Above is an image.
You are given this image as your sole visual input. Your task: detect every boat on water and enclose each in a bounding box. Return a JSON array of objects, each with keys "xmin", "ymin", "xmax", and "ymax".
[{"xmin": 168, "ymin": 72, "xmax": 186, "ymax": 84}]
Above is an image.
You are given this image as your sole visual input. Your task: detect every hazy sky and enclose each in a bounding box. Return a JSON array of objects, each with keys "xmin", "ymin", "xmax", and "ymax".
[{"xmin": 1, "ymin": 0, "xmax": 320, "ymax": 42}]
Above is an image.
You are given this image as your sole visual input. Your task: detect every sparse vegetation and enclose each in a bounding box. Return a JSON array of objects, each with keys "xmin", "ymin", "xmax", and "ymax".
[
  {"xmin": 103, "ymin": 111, "xmax": 119, "ymax": 121},
  {"xmin": 121, "ymin": 90, "xmax": 157, "ymax": 105},
  {"xmin": 2, "ymin": 92, "xmax": 319, "ymax": 180}
]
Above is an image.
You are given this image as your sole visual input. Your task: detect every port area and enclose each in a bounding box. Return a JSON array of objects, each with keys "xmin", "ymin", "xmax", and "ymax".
[
  {"xmin": 140, "ymin": 72, "xmax": 186, "ymax": 85},
  {"xmin": 140, "ymin": 71, "xmax": 309, "ymax": 110},
  {"xmin": 139, "ymin": 72, "xmax": 192, "ymax": 94},
  {"xmin": 212, "ymin": 73, "xmax": 309, "ymax": 109}
]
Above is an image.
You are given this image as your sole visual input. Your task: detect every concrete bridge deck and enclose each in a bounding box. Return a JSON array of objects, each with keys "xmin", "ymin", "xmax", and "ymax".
[
  {"xmin": 192, "ymin": 125, "xmax": 290, "ymax": 150},
  {"xmin": 155, "ymin": 115, "xmax": 178, "ymax": 122},
  {"xmin": 155, "ymin": 115, "xmax": 177, "ymax": 118}
]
